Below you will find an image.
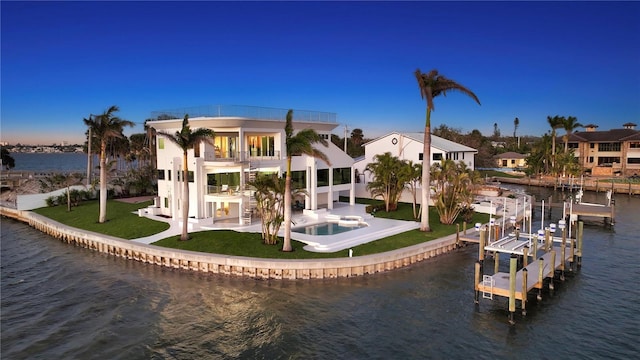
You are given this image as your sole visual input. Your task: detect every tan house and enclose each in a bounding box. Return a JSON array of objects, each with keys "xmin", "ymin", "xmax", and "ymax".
[
  {"xmin": 494, "ymin": 152, "xmax": 527, "ymax": 169},
  {"xmin": 567, "ymin": 123, "xmax": 640, "ymax": 177}
]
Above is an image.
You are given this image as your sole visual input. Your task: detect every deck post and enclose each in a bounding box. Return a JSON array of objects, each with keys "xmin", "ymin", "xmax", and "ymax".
[
  {"xmin": 569, "ymin": 237, "xmax": 575, "ymax": 271},
  {"xmin": 549, "ymin": 250, "xmax": 556, "ymax": 291},
  {"xmin": 523, "ymin": 246, "xmax": 529, "ymax": 267},
  {"xmin": 456, "ymin": 224, "xmax": 460, "ymax": 248},
  {"xmin": 494, "ymin": 252, "xmax": 500, "ymax": 274},
  {"xmin": 522, "ymin": 268, "xmax": 528, "ymax": 316},
  {"xmin": 560, "ymin": 229, "xmax": 566, "ymax": 281},
  {"xmin": 479, "ymin": 228, "xmax": 486, "ymax": 268},
  {"xmin": 537, "ymin": 257, "xmax": 544, "ymax": 301},
  {"xmin": 577, "ymin": 221, "xmax": 584, "ymax": 268},
  {"xmin": 545, "ymin": 228, "xmax": 551, "ymax": 252},
  {"xmin": 463, "ymin": 221, "xmax": 467, "ymax": 235},
  {"xmin": 474, "ymin": 261, "xmax": 481, "ymax": 304},
  {"xmin": 509, "ymin": 254, "xmax": 518, "ymax": 325}
]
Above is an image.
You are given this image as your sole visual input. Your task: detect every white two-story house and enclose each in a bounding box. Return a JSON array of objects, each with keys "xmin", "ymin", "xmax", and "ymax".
[
  {"xmin": 147, "ymin": 105, "xmax": 355, "ymax": 224},
  {"xmin": 353, "ymin": 131, "xmax": 477, "ymax": 204}
]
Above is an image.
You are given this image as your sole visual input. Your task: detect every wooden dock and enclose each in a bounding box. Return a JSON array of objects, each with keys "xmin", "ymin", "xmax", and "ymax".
[
  {"xmin": 472, "ymin": 222, "xmax": 585, "ymax": 325},
  {"xmin": 476, "ymin": 246, "xmax": 572, "ymax": 301}
]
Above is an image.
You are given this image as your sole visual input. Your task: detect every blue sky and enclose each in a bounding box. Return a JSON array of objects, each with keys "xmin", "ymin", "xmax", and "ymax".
[{"xmin": 2, "ymin": 1, "xmax": 639, "ymax": 145}]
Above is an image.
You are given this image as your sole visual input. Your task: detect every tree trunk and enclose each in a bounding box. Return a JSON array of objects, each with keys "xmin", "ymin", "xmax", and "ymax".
[
  {"xmin": 180, "ymin": 151, "xmax": 190, "ymax": 241},
  {"xmin": 99, "ymin": 142, "xmax": 107, "ymax": 223},
  {"xmin": 420, "ymin": 107, "xmax": 432, "ymax": 232},
  {"xmin": 282, "ymin": 157, "xmax": 293, "ymax": 251}
]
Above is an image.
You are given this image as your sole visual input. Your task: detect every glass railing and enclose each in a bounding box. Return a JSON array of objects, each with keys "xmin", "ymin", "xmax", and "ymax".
[{"xmin": 151, "ymin": 104, "xmax": 337, "ymax": 123}]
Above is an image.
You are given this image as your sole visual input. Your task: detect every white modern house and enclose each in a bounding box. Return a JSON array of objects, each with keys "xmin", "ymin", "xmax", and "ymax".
[
  {"xmin": 147, "ymin": 105, "xmax": 355, "ymax": 224},
  {"xmin": 353, "ymin": 132, "xmax": 477, "ymax": 203}
]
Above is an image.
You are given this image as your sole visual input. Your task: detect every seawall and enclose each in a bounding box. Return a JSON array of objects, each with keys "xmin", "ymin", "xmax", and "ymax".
[
  {"xmin": 0, "ymin": 206, "xmax": 458, "ymax": 280},
  {"xmin": 494, "ymin": 176, "xmax": 640, "ymax": 195}
]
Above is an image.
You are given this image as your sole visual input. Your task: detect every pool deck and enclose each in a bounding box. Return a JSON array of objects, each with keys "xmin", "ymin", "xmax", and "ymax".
[{"xmin": 131, "ymin": 202, "xmax": 420, "ymax": 253}]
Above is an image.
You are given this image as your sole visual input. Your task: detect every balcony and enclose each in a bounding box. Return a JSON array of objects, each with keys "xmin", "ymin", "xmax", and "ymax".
[
  {"xmin": 204, "ymin": 150, "xmax": 281, "ymax": 163},
  {"xmin": 151, "ymin": 104, "xmax": 337, "ymax": 123}
]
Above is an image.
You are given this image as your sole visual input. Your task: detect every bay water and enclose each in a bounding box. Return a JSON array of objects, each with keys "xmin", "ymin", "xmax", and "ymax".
[{"xmin": 1, "ymin": 183, "xmax": 639, "ymax": 359}]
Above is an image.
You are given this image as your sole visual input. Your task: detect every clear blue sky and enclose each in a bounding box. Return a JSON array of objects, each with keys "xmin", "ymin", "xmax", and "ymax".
[{"xmin": 2, "ymin": 1, "xmax": 639, "ymax": 145}]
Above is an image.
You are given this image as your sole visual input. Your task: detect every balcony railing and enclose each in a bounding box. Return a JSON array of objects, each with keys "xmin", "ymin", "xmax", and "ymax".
[
  {"xmin": 203, "ymin": 151, "xmax": 281, "ymax": 162},
  {"xmin": 151, "ymin": 105, "xmax": 337, "ymax": 123}
]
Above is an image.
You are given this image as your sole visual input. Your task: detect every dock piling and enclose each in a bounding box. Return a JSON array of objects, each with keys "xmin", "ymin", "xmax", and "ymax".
[
  {"xmin": 577, "ymin": 221, "xmax": 584, "ymax": 268},
  {"xmin": 509, "ymin": 254, "xmax": 518, "ymax": 325},
  {"xmin": 474, "ymin": 261, "xmax": 481, "ymax": 304},
  {"xmin": 494, "ymin": 252, "xmax": 500, "ymax": 274},
  {"xmin": 537, "ymin": 257, "xmax": 544, "ymax": 301},
  {"xmin": 522, "ymin": 268, "xmax": 528, "ymax": 316},
  {"xmin": 549, "ymin": 250, "xmax": 556, "ymax": 291}
]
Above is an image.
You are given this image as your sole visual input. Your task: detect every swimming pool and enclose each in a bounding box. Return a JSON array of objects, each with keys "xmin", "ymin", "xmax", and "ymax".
[{"xmin": 292, "ymin": 221, "xmax": 367, "ymax": 236}]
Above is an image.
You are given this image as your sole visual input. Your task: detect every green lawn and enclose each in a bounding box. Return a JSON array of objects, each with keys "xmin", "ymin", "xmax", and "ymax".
[
  {"xmin": 32, "ymin": 197, "xmax": 488, "ymax": 259},
  {"xmin": 152, "ymin": 201, "xmax": 489, "ymax": 259},
  {"xmin": 33, "ymin": 200, "xmax": 170, "ymax": 239}
]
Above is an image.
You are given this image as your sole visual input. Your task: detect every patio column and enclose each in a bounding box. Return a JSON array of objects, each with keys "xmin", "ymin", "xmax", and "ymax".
[
  {"xmin": 327, "ymin": 167, "xmax": 333, "ymax": 210},
  {"xmin": 350, "ymin": 165, "xmax": 355, "ymax": 205}
]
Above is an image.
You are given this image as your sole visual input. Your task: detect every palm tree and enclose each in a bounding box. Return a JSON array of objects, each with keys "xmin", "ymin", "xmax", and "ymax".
[
  {"xmin": 513, "ymin": 117, "xmax": 520, "ymax": 140},
  {"xmin": 156, "ymin": 115, "xmax": 215, "ymax": 241},
  {"xmin": 546, "ymin": 115, "xmax": 564, "ymax": 174},
  {"xmin": 83, "ymin": 106, "xmax": 134, "ymax": 223},
  {"xmin": 414, "ymin": 69, "xmax": 480, "ymax": 232},
  {"xmin": 365, "ymin": 152, "xmax": 407, "ymax": 212},
  {"xmin": 562, "ymin": 116, "xmax": 582, "ymax": 153},
  {"xmin": 283, "ymin": 109, "xmax": 330, "ymax": 252}
]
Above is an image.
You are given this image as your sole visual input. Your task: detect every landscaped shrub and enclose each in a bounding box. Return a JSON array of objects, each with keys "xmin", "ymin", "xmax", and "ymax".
[{"xmin": 45, "ymin": 196, "xmax": 56, "ymax": 207}]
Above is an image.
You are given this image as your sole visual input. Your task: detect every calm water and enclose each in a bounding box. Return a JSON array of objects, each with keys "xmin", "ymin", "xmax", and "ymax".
[
  {"xmin": 10, "ymin": 153, "xmax": 90, "ymax": 173},
  {"xmin": 2, "ymin": 187, "xmax": 639, "ymax": 359}
]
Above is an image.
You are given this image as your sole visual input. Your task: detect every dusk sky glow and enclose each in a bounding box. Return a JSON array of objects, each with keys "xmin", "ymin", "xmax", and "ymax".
[{"xmin": 2, "ymin": 1, "xmax": 639, "ymax": 145}]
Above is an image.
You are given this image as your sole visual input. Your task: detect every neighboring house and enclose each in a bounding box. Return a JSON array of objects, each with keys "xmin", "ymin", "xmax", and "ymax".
[
  {"xmin": 354, "ymin": 132, "xmax": 477, "ymax": 184},
  {"xmin": 494, "ymin": 152, "xmax": 527, "ymax": 169},
  {"xmin": 147, "ymin": 105, "xmax": 355, "ymax": 224},
  {"xmin": 352, "ymin": 132, "xmax": 477, "ymax": 205},
  {"xmin": 567, "ymin": 123, "xmax": 640, "ymax": 177}
]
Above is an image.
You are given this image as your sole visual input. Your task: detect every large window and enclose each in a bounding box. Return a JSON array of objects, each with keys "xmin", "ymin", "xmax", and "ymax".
[
  {"xmin": 158, "ymin": 138, "xmax": 165, "ymax": 150},
  {"xmin": 317, "ymin": 169, "xmax": 329, "ymax": 187},
  {"xmin": 433, "ymin": 153, "xmax": 443, "ymax": 161},
  {"xmin": 291, "ymin": 170, "xmax": 306, "ymax": 189},
  {"xmin": 598, "ymin": 142, "xmax": 621, "ymax": 152},
  {"xmin": 157, "ymin": 169, "xmax": 165, "ymax": 180},
  {"xmin": 214, "ymin": 135, "xmax": 238, "ymax": 159},
  {"xmin": 630, "ymin": 142, "xmax": 640, "ymax": 149},
  {"xmin": 333, "ymin": 167, "xmax": 351, "ymax": 185},
  {"xmin": 248, "ymin": 135, "xmax": 275, "ymax": 157},
  {"xmin": 597, "ymin": 157, "xmax": 620, "ymax": 166},
  {"xmin": 628, "ymin": 158, "xmax": 640, "ymax": 164},
  {"xmin": 207, "ymin": 172, "xmax": 240, "ymax": 187}
]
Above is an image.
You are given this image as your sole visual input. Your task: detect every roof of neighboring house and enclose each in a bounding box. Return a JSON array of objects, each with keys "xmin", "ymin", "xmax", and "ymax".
[
  {"xmin": 494, "ymin": 152, "xmax": 527, "ymax": 159},
  {"xmin": 568, "ymin": 128, "xmax": 640, "ymax": 142},
  {"xmin": 363, "ymin": 131, "xmax": 478, "ymax": 153}
]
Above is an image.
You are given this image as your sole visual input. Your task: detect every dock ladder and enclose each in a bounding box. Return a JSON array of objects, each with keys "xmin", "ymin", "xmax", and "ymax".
[{"xmin": 482, "ymin": 275, "xmax": 494, "ymax": 300}]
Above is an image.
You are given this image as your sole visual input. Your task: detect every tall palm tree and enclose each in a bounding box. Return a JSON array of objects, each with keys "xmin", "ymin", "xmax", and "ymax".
[
  {"xmin": 156, "ymin": 115, "xmax": 215, "ymax": 241},
  {"xmin": 561, "ymin": 116, "xmax": 582, "ymax": 176},
  {"xmin": 562, "ymin": 116, "xmax": 582, "ymax": 153},
  {"xmin": 513, "ymin": 117, "xmax": 520, "ymax": 140},
  {"xmin": 83, "ymin": 105, "xmax": 134, "ymax": 223},
  {"xmin": 414, "ymin": 69, "xmax": 480, "ymax": 232},
  {"xmin": 283, "ymin": 109, "xmax": 330, "ymax": 252},
  {"xmin": 547, "ymin": 115, "xmax": 564, "ymax": 175}
]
